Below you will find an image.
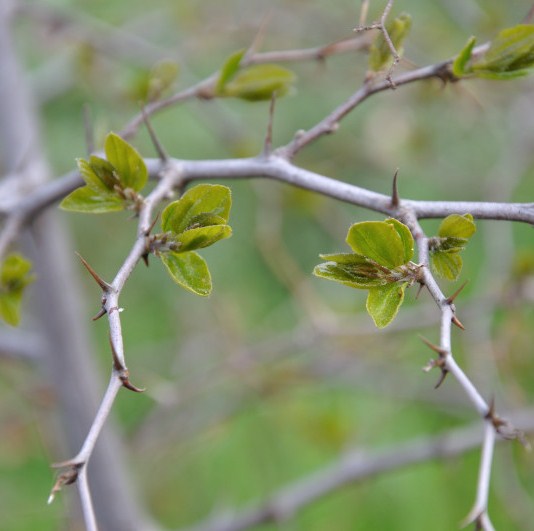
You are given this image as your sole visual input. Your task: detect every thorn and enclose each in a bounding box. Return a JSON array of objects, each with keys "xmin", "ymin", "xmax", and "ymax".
[
  {"xmin": 82, "ymin": 103, "xmax": 94, "ymax": 156},
  {"xmin": 144, "ymin": 212, "xmax": 160, "ymax": 236},
  {"xmin": 76, "ymin": 252, "xmax": 112, "ymax": 292},
  {"xmin": 419, "ymin": 335, "xmax": 447, "ymax": 356},
  {"xmin": 48, "ymin": 463, "xmax": 82, "ymax": 504},
  {"xmin": 243, "ymin": 11, "xmax": 272, "ymax": 63},
  {"xmin": 262, "ymin": 92, "xmax": 277, "ymax": 156},
  {"xmin": 451, "ymin": 315, "xmax": 465, "ymax": 330},
  {"xmin": 390, "ymin": 168, "xmax": 400, "ymax": 207},
  {"xmin": 120, "ymin": 375, "xmax": 146, "ymax": 393},
  {"xmin": 446, "ymin": 280, "xmax": 469, "ymax": 305},
  {"xmin": 415, "ymin": 282, "xmax": 425, "ymax": 300},
  {"xmin": 141, "ymin": 106, "xmax": 168, "ymax": 162},
  {"xmin": 141, "ymin": 253, "xmax": 150, "ymax": 267},
  {"xmin": 109, "ymin": 335, "xmax": 146, "ymax": 392},
  {"xmin": 434, "ymin": 369, "xmax": 449, "ymax": 389},
  {"xmin": 92, "ymin": 307, "xmax": 107, "ymax": 321}
]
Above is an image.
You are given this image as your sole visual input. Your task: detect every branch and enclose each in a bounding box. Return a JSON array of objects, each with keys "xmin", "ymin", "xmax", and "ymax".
[{"xmin": 180, "ymin": 407, "xmax": 534, "ymax": 531}]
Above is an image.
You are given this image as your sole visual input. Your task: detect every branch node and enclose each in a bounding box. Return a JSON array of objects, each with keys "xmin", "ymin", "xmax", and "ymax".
[
  {"xmin": 420, "ymin": 335, "xmax": 449, "ymax": 388},
  {"xmin": 76, "ymin": 252, "xmax": 112, "ymax": 292},
  {"xmin": 48, "ymin": 462, "xmax": 83, "ymax": 504}
]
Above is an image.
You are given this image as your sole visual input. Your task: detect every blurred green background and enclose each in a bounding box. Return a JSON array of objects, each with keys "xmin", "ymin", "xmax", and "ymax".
[{"xmin": 2, "ymin": 0, "xmax": 534, "ymax": 529}]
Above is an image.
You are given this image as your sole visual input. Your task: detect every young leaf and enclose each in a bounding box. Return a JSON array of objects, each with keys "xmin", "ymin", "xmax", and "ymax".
[
  {"xmin": 438, "ymin": 213, "xmax": 476, "ymax": 239},
  {"xmin": 162, "ymin": 184, "xmax": 232, "ymax": 235},
  {"xmin": 216, "ymin": 49, "xmax": 246, "ymax": 94},
  {"xmin": 78, "ymin": 157, "xmax": 117, "ymax": 192},
  {"xmin": 60, "ymin": 186, "xmax": 125, "ymax": 213},
  {"xmin": 452, "ymin": 36, "xmax": 476, "ymax": 77},
  {"xmin": 175, "ymin": 225, "xmax": 232, "ymax": 253},
  {"xmin": 160, "ymin": 251, "xmax": 211, "ymax": 296},
  {"xmin": 368, "ymin": 13, "xmax": 412, "ymax": 72},
  {"xmin": 385, "ymin": 218, "xmax": 414, "ymax": 264},
  {"xmin": 472, "ymin": 25, "xmax": 534, "ymax": 79},
  {"xmin": 0, "ymin": 253, "xmax": 35, "ymax": 326},
  {"xmin": 366, "ymin": 282, "xmax": 408, "ymax": 328},
  {"xmin": 221, "ymin": 64, "xmax": 296, "ymax": 101},
  {"xmin": 346, "ymin": 220, "xmax": 413, "ymax": 269},
  {"xmin": 105, "ymin": 132, "xmax": 148, "ymax": 191},
  {"xmin": 431, "ymin": 251, "xmax": 463, "ymax": 281},
  {"xmin": 313, "ymin": 253, "xmax": 387, "ymax": 289}
]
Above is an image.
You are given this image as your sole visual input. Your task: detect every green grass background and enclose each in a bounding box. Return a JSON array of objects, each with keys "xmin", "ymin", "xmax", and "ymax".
[{"xmin": 2, "ymin": 1, "xmax": 534, "ymax": 529}]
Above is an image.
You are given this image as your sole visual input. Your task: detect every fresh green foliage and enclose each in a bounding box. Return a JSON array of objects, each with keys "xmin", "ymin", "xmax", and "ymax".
[
  {"xmin": 0, "ymin": 253, "xmax": 35, "ymax": 326},
  {"xmin": 158, "ymin": 184, "xmax": 232, "ymax": 296},
  {"xmin": 368, "ymin": 13, "xmax": 412, "ymax": 72},
  {"xmin": 216, "ymin": 49, "xmax": 246, "ymax": 94},
  {"xmin": 452, "ymin": 36, "xmax": 476, "ymax": 78},
  {"xmin": 429, "ymin": 214, "xmax": 476, "ymax": 281},
  {"xmin": 61, "ymin": 133, "xmax": 147, "ymax": 213},
  {"xmin": 314, "ymin": 219, "xmax": 416, "ymax": 328},
  {"xmin": 453, "ymin": 25, "xmax": 534, "ymax": 80},
  {"xmin": 215, "ymin": 49, "xmax": 296, "ymax": 101},
  {"xmin": 160, "ymin": 251, "xmax": 211, "ymax": 296}
]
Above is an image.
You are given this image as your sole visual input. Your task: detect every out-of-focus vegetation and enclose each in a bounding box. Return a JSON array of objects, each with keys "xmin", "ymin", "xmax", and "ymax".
[{"xmin": 2, "ymin": 1, "xmax": 534, "ymax": 529}]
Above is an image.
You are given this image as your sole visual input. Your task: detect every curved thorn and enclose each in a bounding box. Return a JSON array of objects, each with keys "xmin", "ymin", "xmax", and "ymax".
[{"xmin": 92, "ymin": 307, "xmax": 107, "ymax": 321}]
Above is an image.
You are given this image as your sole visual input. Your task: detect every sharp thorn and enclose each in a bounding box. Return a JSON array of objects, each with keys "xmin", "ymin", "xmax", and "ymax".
[
  {"xmin": 76, "ymin": 252, "xmax": 112, "ymax": 292},
  {"xmin": 451, "ymin": 315, "xmax": 465, "ymax": 330},
  {"xmin": 415, "ymin": 282, "xmax": 424, "ymax": 300},
  {"xmin": 446, "ymin": 280, "xmax": 469, "ymax": 304},
  {"xmin": 434, "ymin": 369, "xmax": 448, "ymax": 389},
  {"xmin": 92, "ymin": 307, "xmax": 107, "ymax": 321},
  {"xmin": 262, "ymin": 91, "xmax": 277, "ymax": 157},
  {"xmin": 419, "ymin": 335, "xmax": 447, "ymax": 356},
  {"xmin": 390, "ymin": 168, "xmax": 400, "ymax": 208},
  {"xmin": 142, "ymin": 253, "xmax": 150, "ymax": 267},
  {"xmin": 121, "ymin": 377, "xmax": 146, "ymax": 393},
  {"xmin": 145, "ymin": 212, "xmax": 160, "ymax": 236}
]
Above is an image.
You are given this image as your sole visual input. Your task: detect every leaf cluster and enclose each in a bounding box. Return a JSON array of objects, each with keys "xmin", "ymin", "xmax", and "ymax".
[
  {"xmin": 368, "ymin": 13, "xmax": 412, "ymax": 72},
  {"xmin": 0, "ymin": 254, "xmax": 35, "ymax": 326},
  {"xmin": 215, "ymin": 49, "xmax": 296, "ymax": 101},
  {"xmin": 61, "ymin": 133, "xmax": 148, "ymax": 213},
  {"xmin": 453, "ymin": 25, "xmax": 534, "ymax": 80},
  {"xmin": 314, "ymin": 219, "xmax": 417, "ymax": 328},
  {"xmin": 429, "ymin": 214, "xmax": 476, "ymax": 281},
  {"xmin": 156, "ymin": 184, "xmax": 232, "ymax": 296}
]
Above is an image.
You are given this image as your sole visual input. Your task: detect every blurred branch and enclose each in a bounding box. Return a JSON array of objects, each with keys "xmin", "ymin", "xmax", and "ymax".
[{"xmin": 180, "ymin": 407, "xmax": 534, "ymax": 531}]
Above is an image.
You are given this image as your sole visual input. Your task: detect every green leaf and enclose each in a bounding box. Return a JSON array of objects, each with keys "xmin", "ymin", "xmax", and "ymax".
[
  {"xmin": 431, "ymin": 251, "xmax": 463, "ymax": 281},
  {"xmin": 60, "ymin": 186, "xmax": 125, "ymax": 213},
  {"xmin": 160, "ymin": 251, "xmax": 211, "ymax": 296},
  {"xmin": 162, "ymin": 184, "xmax": 231, "ymax": 235},
  {"xmin": 473, "ymin": 25, "xmax": 534, "ymax": 79},
  {"xmin": 385, "ymin": 218, "xmax": 414, "ymax": 264},
  {"xmin": 346, "ymin": 220, "xmax": 413, "ymax": 268},
  {"xmin": 216, "ymin": 49, "xmax": 246, "ymax": 94},
  {"xmin": 432, "ymin": 236, "xmax": 468, "ymax": 253},
  {"xmin": 221, "ymin": 64, "xmax": 296, "ymax": 101},
  {"xmin": 366, "ymin": 282, "xmax": 407, "ymax": 328},
  {"xmin": 104, "ymin": 132, "xmax": 148, "ymax": 191},
  {"xmin": 453, "ymin": 36, "xmax": 476, "ymax": 77},
  {"xmin": 175, "ymin": 225, "xmax": 232, "ymax": 252},
  {"xmin": 78, "ymin": 157, "xmax": 118, "ymax": 192},
  {"xmin": 438, "ymin": 214, "xmax": 476, "ymax": 239},
  {"xmin": 368, "ymin": 13, "xmax": 412, "ymax": 72},
  {"xmin": 313, "ymin": 253, "xmax": 387, "ymax": 289},
  {"xmin": 0, "ymin": 254, "xmax": 35, "ymax": 326}
]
